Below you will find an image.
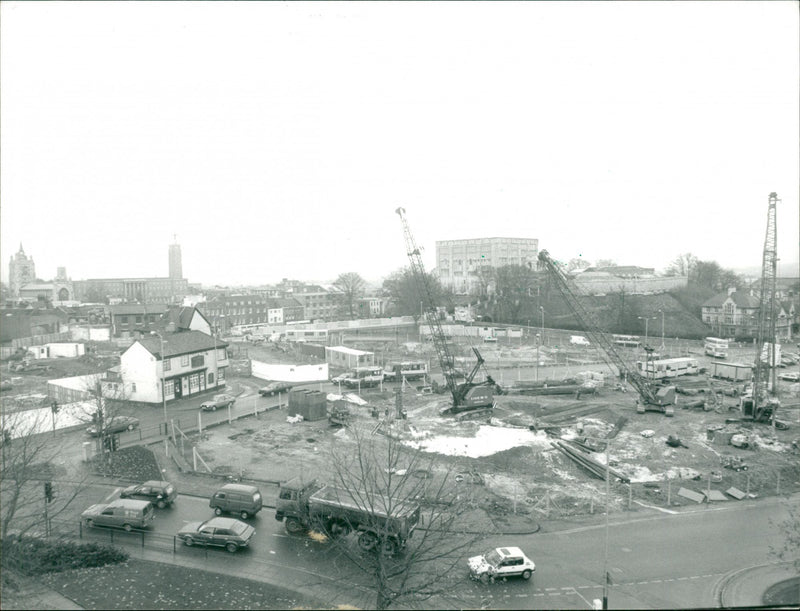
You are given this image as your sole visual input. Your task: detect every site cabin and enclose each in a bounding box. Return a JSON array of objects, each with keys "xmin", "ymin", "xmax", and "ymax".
[
  {"xmin": 636, "ymin": 357, "xmax": 699, "ymax": 380},
  {"xmin": 704, "ymin": 337, "xmax": 729, "ymax": 359},
  {"xmin": 342, "ymin": 366, "xmax": 384, "ymax": 389},
  {"xmin": 711, "ymin": 361, "xmax": 753, "ymax": 382},
  {"xmin": 285, "ymin": 329, "xmax": 329, "ymax": 343},
  {"xmin": 275, "ymin": 478, "xmax": 420, "ymax": 555},
  {"xmin": 612, "ymin": 334, "xmax": 641, "ymax": 348},
  {"xmin": 383, "ymin": 361, "xmax": 428, "ymax": 382}
]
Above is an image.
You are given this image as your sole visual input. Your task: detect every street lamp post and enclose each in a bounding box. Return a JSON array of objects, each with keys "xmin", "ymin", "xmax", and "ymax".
[
  {"xmin": 658, "ymin": 310, "xmax": 665, "ymax": 351},
  {"xmin": 638, "ymin": 316, "xmax": 656, "ymax": 347},
  {"xmin": 540, "ymin": 306, "xmax": 545, "ymax": 346},
  {"xmin": 152, "ymin": 331, "xmax": 168, "ymax": 434}
]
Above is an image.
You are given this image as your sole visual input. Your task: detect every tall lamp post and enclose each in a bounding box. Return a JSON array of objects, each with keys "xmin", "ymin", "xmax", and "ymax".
[
  {"xmin": 637, "ymin": 316, "xmax": 656, "ymax": 347},
  {"xmin": 540, "ymin": 306, "xmax": 545, "ymax": 346},
  {"xmin": 657, "ymin": 309, "xmax": 665, "ymax": 351},
  {"xmin": 151, "ymin": 331, "xmax": 168, "ymax": 432}
]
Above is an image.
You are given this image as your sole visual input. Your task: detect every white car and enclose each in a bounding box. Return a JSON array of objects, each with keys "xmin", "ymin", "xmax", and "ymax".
[
  {"xmin": 468, "ymin": 546, "xmax": 535, "ymax": 583},
  {"xmin": 778, "ymin": 371, "xmax": 800, "ymax": 382}
]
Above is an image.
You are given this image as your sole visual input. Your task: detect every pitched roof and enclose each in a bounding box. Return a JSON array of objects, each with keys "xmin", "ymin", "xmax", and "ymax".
[
  {"xmin": 703, "ymin": 290, "xmax": 760, "ymax": 308},
  {"xmin": 160, "ymin": 306, "xmax": 205, "ymax": 330},
  {"xmin": 132, "ymin": 330, "xmax": 228, "ymax": 359}
]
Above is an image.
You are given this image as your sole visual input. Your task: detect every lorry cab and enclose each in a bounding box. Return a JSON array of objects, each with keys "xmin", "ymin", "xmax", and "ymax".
[{"xmin": 275, "ymin": 479, "xmax": 321, "ymax": 522}]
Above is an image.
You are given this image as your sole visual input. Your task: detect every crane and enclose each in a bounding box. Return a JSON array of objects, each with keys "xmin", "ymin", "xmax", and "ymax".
[
  {"xmin": 537, "ymin": 250, "xmax": 675, "ymax": 415},
  {"xmin": 742, "ymin": 192, "xmax": 780, "ymax": 424},
  {"xmin": 395, "ymin": 207, "xmax": 500, "ymax": 418}
]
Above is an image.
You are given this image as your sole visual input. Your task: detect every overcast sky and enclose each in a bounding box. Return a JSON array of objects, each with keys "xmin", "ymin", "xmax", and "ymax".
[{"xmin": 1, "ymin": 1, "xmax": 798, "ymax": 288}]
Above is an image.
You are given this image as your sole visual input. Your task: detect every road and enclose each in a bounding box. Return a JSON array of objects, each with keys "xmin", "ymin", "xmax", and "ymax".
[{"xmin": 44, "ymin": 476, "xmax": 794, "ymax": 610}]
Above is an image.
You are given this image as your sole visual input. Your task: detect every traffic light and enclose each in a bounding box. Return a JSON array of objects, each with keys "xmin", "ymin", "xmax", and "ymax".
[
  {"xmin": 44, "ymin": 481, "xmax": 54, "ymax": 503},
  {"xmin": 110, "ymin": 435, "xmax": 119, "ymax": 451},
  {"xmin": 51, "ymin": 401, "xmax": 59, "ymax": 414}
]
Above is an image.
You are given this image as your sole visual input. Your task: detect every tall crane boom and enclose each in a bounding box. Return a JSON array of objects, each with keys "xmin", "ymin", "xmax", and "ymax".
[
  {"xmin": 748, "ymin": 192, "xmax": 780, "ymax": 423},
  {"xmin": 537, "ymin": 250, "xmax": 674, "ymax": 414},
  {"xmin": 396, "ymin": 207, "xmax": 498, "ymax": 415}
]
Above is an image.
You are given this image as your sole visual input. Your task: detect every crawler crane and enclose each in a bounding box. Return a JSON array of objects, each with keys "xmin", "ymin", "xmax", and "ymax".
[
  {"xmin": 538, "ymin": 250, "xmax": 676, "ymax": 415},
  {"xmin": 395, "ymin": 207, "xmax": 501, "ymax": 419}
]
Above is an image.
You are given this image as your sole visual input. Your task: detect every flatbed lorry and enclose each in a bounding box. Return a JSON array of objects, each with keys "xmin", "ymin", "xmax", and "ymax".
[{"xmin": 275, "ymin": 478, "xmax": 420, "ymax": 554}]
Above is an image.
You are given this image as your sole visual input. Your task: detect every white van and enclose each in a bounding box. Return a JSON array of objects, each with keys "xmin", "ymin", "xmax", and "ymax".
[{"xmin": 570, "ymin": 336, "xmax": 590, "ymax": 346}]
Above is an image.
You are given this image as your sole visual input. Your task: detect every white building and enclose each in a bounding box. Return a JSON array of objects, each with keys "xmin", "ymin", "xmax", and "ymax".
[
  {"xmin": 325, "ymin": 346, "xmax": 374, "ymax": 370},
  {"xmin": 117, "ymin": 331, "xmax": 229, "ymax": 404},
  {"xmin": 436, "ymin": 237, "xmax": 539, "ymax": 294}
]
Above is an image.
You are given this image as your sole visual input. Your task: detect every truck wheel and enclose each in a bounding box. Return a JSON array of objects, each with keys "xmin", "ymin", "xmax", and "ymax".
[
  {"xmin": 380, "ymin": 538, "xmax": 398, "ymax": 556},
  {"xmin": 480, "ymin": 573, "xmax": 490, "ymax": 585},
  {"xmin": 285, "ymin": 518, "xmax": 305, "ymax": 535},
  {"xmin": 358, "ymin": 532, "xmax": 377, "ymax": 550},
  {"xmin": 214, "ymin": 507, "xmax": 223, "ymax": 516},
  {"xmin": 328, "ymin": 520, "xmax": 350, "ymax": 537},
  {"xmin": 522, "ymin": 570, "xmax": 532, "ymax": 580},
  {"xmin": 123, "ymin": 523, "xmax": 132, "ymax": 532},
  {"xmin": 226, "ymin": 542, "xmax": 238, "ymax": 553}
]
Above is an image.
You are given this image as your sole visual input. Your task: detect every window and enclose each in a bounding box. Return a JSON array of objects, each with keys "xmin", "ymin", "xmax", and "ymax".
[
  {"xmin": 217, "ymin": 348, "xmax": 226, "ymax": 360},
  {"xmin": 218, "ymin": 368, "xmax": 226, "ymax": 382},
  {"xmin": 181, "ymin": 355, "xmax": 190, "ymax": 367},
  {"xmin": 163, "ymin": 358, "xmax": 171, "ymax": 371},
  {"xmin": 165, "ymin": 379, "xmax": 175, "ymax": 396},
  {"xmin": 208, "ymin": 372, "xmax": 214, "ymax": 384},
  {"xmin": 191, "ymin": 354, "xmax": 204, "ymax": 368},
  {"xmin": 131, "ymin": 382, "xmax": 137, "ymax": 392},
  {"xmin": 136, "ymin": 316, "xmax": 142, "ymax": 323}
]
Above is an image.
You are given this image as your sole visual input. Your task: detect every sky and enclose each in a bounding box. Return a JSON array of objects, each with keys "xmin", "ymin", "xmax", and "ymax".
[{"xmin": 1, "ymin": 1, "xmax": 798, "ymax": 288}]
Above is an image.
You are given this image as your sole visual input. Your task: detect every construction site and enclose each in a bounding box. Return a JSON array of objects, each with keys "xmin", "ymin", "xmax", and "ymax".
[{"xmin": 185, "ymin": 198, "xmax": 800, "ymax": 524}]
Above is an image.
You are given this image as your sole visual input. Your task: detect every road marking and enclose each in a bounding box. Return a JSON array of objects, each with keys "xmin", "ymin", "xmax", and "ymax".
[
  {"xmin": 651, "ymin": 579, "xmax": 662, "ymax": 583},
  {"xmin": 104, "ymin": 487, "xmax": 121, "ymax": 502},
  {"xmin": 677, "ymin": 576, "xmax": 689, "ymax": 580}
]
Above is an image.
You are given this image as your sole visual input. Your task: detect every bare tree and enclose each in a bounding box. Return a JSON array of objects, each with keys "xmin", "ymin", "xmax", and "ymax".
[
  {"xmin": 75, "ymin": 375, "xmax": 131, "ymax": 471},
  {"xmin": 321, "ymin": 425, "xmax": 484, "ymax": 610},
  {"xmin": 666, "ymin": 252, "xmax": 698, "ymax": 277},
  {"xmin": 1, "ymin": 410, "xmax": 86, "ymax": 542},
  {"xmin": 334, "ymin": 272, "xmax": 366, "ymax": 319}
]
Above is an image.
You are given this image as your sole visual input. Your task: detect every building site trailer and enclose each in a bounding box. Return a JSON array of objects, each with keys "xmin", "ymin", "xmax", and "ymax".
[
  {"xmin": 711, "ymin": 361, "xmax": 752, "ymax": 381},
  {"xmin": 636, "ymin": 357, "xmax": 699, "ymax": 380},
  {"xmin": 275, "ymin": 478, "xmax": 420, "ymax": 554}
]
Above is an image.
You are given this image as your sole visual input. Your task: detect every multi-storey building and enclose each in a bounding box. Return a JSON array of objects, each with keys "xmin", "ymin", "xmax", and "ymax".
[
  {"xmin": 436, "ymin": 237, "xmax": 539, "ymax": 294},
  {"xmin": 281, "ymin": 284, "xmax": 341, "ymax": 321},
  {"xmin": 198, "ymin": 294, "xmax": 304, "ymax": 331},
  {"xmin": 115, "ymin": 330, "xmax": 229, "ymax": 403},
  {"xmin": 701, "ymin": 288, "xmax": 793, "ymax": 340}
]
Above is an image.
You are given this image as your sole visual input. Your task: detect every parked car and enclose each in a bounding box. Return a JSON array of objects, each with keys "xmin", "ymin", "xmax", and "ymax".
[
  {"xmin": 483, "ymin": 336, "xmax": 498, "ymax": 343},
  {"xmin": 81, "ymin": 499, "xmax": 154, "ymax": 531},
  {"xmin": 330, "ymin": 373, "xmax": 349, "ymax": 384},
  {"xmin": 177, "ymin": 517, "xmax": 255, "ymax": 553},
  {"xmin": 119, "ymin": 480, "xmax": 177, "ymax": 509},
  {"xmin": 200, "ymin": 393, "xmax": 235, "ymax": 411},
  {"xmin": 468, "ymin": 546, "xmax": 536, "ymax": 583},
  {"xmin": 86, "ymin": 416, "xmax": 140, "ymax": 437},
  {"xmin": 778, "ymin": 371, "xmax": 800, "ymax": 382},
  {"xmin": 258, "ymin": 382, "xmax": 293, "ymax": 396}
]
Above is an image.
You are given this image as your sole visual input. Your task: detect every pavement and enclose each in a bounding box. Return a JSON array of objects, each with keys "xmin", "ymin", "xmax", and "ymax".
[{"xmin": 12, "ymin": 378, "xmax": 798, "ymax": 610}]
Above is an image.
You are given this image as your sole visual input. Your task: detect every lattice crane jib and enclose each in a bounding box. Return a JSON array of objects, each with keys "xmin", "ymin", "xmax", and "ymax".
[
  {"xmin": 395, "ymin": 207, "xmax": 458, "ymax": 398},
  {"xmin": 752, "ymin": 192, "xmax": 780, "ymax": 421},
  {"xmin": 537, "ymin": 250, "xmax": 659, "ymax": 405}
]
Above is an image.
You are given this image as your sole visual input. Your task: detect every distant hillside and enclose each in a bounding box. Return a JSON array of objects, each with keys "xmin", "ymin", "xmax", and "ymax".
[{"xmin": 540, "ymin": 291, "xmax": 711, "ymax": 340}]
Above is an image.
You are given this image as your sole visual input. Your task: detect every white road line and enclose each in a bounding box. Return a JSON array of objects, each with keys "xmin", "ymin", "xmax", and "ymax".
[
  {"xmin": 677, "ymin": 576, "xmax": 689, "ymax": 580},
  {"xmin": 104, "ymin": 487, "xmax": 121, "ymax": 502}
]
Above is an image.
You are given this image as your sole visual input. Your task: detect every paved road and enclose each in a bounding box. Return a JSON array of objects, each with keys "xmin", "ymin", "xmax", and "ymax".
[{"xmin": 47, "ymin": 475, "xmax": 796, "ymax": 610}]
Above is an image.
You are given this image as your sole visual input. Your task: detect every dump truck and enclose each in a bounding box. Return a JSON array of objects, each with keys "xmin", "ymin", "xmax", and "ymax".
[{"xmin": 275, "ymin": 478, "xmax": 420, "ymax": 554}]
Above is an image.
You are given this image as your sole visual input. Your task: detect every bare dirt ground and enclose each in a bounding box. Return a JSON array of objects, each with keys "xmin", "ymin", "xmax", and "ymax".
[{"xmin": 186, "ymin": 337, "xmax": 800, "ymax": 521}]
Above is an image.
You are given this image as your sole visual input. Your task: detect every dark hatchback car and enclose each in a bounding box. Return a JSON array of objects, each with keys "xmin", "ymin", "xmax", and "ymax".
[
  {"xmin": 119, "ymin": 480, "xmax": 177, "ymax": 509},
  {"xmin": 258, "ymin": 381, "xmax": 293, "ymax": 396},
  {"xmin": 177, "ymin": 517, "xmax": 255, "ymax": 553},
  {"xmin": 86, "ymin": 416, "xmax": 140, "ymax": 437}
]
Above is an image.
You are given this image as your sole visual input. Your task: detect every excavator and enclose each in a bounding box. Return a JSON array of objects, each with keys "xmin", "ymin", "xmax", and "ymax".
[{"xmin": 396, "ymin": 207, "xmax": 501, "ymax": 420}]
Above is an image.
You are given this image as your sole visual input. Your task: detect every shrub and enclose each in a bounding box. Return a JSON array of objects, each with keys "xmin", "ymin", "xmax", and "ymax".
[{"xmin": 1, "ymin": 536, "xmax": 128, "ymax": 575}]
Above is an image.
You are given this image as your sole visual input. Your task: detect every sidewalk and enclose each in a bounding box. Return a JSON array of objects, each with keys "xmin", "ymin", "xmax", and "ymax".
[{"xmin": 718, "ymin": 561, "xmax": 799, "ymax": 608}]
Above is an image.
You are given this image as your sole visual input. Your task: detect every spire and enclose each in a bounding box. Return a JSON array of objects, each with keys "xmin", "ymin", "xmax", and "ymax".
[{"xmin": 18, "ymin": 243, "xmax": 24, "ymax": 254}]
